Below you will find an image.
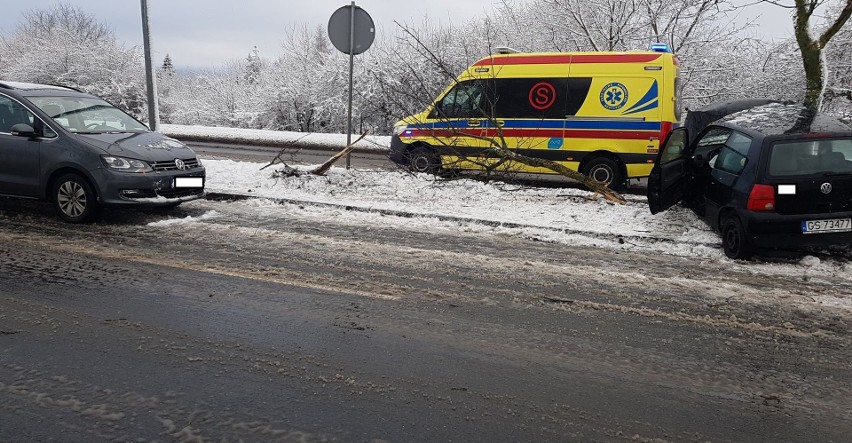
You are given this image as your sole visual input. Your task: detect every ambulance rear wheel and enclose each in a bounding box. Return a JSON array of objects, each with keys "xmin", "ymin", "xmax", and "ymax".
[
  {"xmin": 583, "ymin": 157, "xmax": 624, "ymax": 189},
  {"xmin": 408, "ymin": 147, "xmax": 441, "ymax": 175}
]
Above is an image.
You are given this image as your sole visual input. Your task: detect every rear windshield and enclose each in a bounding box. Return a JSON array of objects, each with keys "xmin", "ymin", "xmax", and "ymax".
[{"xmin": 768, "ymin": 138, "xmax": 852, "ymax": 177}]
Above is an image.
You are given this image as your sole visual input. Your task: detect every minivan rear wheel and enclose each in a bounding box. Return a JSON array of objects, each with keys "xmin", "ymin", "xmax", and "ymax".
[
  {"xmin": 722, "ymin": 215, "xmax": 753, "ymax": 260},
  {"xmin": 53, "ymin": 173, "xmax": 100, "ymax": 223}
]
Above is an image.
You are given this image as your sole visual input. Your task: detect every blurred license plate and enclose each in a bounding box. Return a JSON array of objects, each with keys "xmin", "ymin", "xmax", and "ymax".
[
  {"xmin": 174, "ymin": 177, "xmax": 203, "ymax": 188},
  {"xmin": 802, "ymin": 218, "xmax": 851, "ymax": 234}
]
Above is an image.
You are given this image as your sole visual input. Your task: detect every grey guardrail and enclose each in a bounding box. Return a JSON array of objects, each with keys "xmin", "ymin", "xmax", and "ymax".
[{"xmin": 161, "ymin": 132, "xmax": 389, "ymax": 155}]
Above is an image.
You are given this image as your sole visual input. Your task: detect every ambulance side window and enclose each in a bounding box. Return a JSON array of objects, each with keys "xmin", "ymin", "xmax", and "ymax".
[
  {"xmin": 433, "ymin": 81, "xmax": 487, "ymax": 119},
  {"xmin": 491, "ymin": 78, "xmax": 569, "ymax": 119}
]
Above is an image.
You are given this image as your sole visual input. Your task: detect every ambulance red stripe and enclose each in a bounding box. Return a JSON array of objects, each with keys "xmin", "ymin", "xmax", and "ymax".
[
  {"xmin": 473, "ymin": 53, "xmax": 662, "ymax": 67},
  {"xmin": 407, "ymin": 128, "xmax": 658, "ymax": 140}
]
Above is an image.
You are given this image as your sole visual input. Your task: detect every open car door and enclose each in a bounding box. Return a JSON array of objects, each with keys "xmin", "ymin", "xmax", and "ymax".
[{"xmin": 648, "ymin": 127, "xmax": 689, "ymax": 214}]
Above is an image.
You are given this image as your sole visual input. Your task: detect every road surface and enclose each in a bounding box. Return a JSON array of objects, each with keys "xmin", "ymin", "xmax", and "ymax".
[{"xmin": 1, "ymin": 196, "xmax": 850, "ymax": 442}]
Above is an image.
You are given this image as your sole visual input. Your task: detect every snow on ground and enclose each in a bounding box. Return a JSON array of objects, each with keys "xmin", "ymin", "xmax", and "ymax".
[
  {"xmin": 200, "ymin": 158, "xmax": 852, "ymax": 276},
  {"xmin": 204, "ymin": 158, "xmax": 715, "ymax": 245},
  {"xmin": 148, "ymin": 210, "xmax": 221, "ymax": 227},
  {"xmin": 161, "ymin": 124, "xmax": 391, "ymax": 152}
]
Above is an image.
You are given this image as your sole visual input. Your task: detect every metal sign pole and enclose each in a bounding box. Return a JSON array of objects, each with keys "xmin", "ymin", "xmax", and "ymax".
[
  {"xmin": 345, "ymin": 1, "xmax": 355, "ymax": 170},
  {"xmin": 328, "ymin": 3, "xmax": 373, "ymax": 169},
  {"xmin": 140, "ymin": 0, "xmax": 159, "ymax": 131}
]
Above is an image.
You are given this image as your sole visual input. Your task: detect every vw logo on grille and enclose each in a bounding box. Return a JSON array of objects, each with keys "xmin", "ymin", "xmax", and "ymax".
[
  {"xmin": 821, "ymin": 182, "xmax": 833, "ymax": 195},
  {"xmin": 174, "ymin": 159, "xmax": 186, "ymax": 170}
]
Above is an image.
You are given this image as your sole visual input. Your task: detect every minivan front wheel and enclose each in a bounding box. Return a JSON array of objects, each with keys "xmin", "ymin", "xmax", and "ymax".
[
  {"xmin": 53, "ymin": 174, "xmax": 100, "ymax": 223},
  {"xmin": 722, "ymin": 215, "xmax": 753, "ymax": 260}
]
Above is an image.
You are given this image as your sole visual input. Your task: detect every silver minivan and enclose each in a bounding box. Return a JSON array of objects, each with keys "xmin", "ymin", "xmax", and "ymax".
[{"xmin": 0, "ymin": 81, "xmax": 205, "ymax": 222}]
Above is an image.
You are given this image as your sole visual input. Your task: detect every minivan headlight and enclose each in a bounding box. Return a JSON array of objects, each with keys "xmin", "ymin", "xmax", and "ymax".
[{"xmin": 102, "ymin": 156, "xmax": 153, "ymax": 173}]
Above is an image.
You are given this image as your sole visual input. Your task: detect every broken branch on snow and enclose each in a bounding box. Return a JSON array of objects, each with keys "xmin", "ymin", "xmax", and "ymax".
[{"xmin": 310, "ymin": 132, "xmax": 369, "ymax": 176}]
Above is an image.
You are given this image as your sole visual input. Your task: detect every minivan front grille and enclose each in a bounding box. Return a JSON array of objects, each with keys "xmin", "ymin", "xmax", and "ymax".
[{"xmin": 151, "ymin": 158, "xmax": 200, "ymax": 172}]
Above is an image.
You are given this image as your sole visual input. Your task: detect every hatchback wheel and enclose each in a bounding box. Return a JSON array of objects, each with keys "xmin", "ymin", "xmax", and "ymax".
[
  {"xmin": 53, "ymin": 174, "xmax": 100, "ymax": 223},
  {"xmin": 722, "ymin": 215, "xmax": 753, "ymax": 260}
]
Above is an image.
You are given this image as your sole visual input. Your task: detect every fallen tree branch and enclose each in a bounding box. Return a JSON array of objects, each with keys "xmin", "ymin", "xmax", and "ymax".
[
  {"xmin": 310, "ymin": 132, "xmax": 369, "ymax": 176},
  {"xmin": 260, "ymin": 133, "xmax": 312, "ymax": 171},
  {"xmin": 484, "ymin": 148, "xmax": 627, "ymax": 204}
]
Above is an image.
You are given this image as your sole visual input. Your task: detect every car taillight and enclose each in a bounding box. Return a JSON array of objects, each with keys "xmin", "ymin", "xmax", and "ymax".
[{"xmin": 747, "ymin": 184, "xmax": 776, "ymax": 212}]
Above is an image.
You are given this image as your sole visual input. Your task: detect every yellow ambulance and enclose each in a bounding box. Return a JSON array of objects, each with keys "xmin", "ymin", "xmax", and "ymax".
[{"xmin": 389, "ymin": 44, "xmax": 681, "ymax": 188}]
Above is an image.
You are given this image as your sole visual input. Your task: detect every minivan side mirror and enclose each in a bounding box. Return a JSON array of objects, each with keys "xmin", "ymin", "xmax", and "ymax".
[{"xmin": 10, "ymin": 123, "xmax": 36, "ymax": 138}]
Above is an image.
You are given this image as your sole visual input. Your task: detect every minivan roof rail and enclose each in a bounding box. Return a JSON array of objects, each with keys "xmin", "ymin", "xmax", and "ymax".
[
  {"xmin": 50, "ymin": 83, "xmax": 83, "ymax": 92},
  {"xmin": 0, "ymin": 81, "xmax": 80, "ymax": 92},
  {"xmin": 493, "ymin": 47, "xmax": 521, "ymax": 55}
]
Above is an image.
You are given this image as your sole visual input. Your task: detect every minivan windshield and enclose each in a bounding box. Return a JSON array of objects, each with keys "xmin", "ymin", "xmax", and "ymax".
[
  {"xmin": 769, "ymin": 138, "xmax": 852, "ymax": 176},
  {"xmin": 27, "ymin": 96, "xmax": 149, "ymax": 134}
]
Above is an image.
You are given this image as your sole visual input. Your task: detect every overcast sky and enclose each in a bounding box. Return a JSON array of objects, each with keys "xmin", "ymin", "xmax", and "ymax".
[{"xmin": 0, "ymin": 0, "xmax": 795, "ymax": 68}]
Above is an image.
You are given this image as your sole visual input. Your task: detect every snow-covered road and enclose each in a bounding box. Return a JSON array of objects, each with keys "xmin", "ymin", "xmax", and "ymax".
[{"xmin": 196, "ymin": 159, "xmax": 852, "ymax": 306}]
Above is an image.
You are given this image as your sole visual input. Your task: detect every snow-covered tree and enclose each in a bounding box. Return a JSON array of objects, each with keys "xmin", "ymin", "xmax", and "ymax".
[
  {"xmin": 157, "ymin": 54, "xmax": 177, "ymax": 123},
  {"xmin": 754, "ymin": 0, "xmax": 852, "ymax": 130},
  {"xmin": 0, "ymin": 4, "xmax": 145, "ymax": 118},
  {"xmin": 258, "ymin": 26, "xmax": 350, "ymax": 132},
  {"xmin": 168, "ymin": 59, "xmax": 267, "ymax": 127},
  {"xmin": 161, "ymin": 54, "xmax": 176, "ymax": 77},
  {"xmin": 823, "ymin": 3, "xmax": 852, "ymax": 121},
  {"xmin": 244, "ymin": 46, "xmax": 263, "ymax": 85},
  {"xmin": 61, "ymin": 0, "xmax": 842, "ymax": 134}
]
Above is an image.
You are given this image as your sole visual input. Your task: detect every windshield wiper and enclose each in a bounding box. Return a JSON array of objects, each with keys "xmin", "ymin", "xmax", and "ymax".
[
  {"xmin": 75, "ymin": 128, "xmax": 140, "ymax": 134},
  {"xmin": 51, "ymin": 104, "xmax": 113, "ymax": 118}
]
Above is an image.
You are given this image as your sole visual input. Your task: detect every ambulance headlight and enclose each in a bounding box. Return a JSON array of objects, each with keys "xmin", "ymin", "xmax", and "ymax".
[{"xmin": 393, "ymin": 125, "xmax": 408, "ymax": 136}]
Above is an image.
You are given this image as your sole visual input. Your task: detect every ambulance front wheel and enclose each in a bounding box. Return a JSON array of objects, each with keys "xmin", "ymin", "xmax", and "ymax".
[
  {"xmin": 408, "ymin": 147, "xmax": 441, "ymax": 175},
  {"xmin": 583, "ymin": 157, "xmax": 624, "ymax": 190}
]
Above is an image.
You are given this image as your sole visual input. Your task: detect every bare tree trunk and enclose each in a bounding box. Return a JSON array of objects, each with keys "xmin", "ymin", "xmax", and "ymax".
[{"xmin": 788, "ymin": 0, "xmax": 852, "ymax": 133}]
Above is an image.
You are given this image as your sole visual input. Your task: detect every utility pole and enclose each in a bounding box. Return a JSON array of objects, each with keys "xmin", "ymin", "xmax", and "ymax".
[{"xmin": 141, "ymin": 0, "xmax": 160, "ymax": 131}]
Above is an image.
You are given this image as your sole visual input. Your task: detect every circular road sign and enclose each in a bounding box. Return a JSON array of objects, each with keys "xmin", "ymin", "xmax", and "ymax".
[{"xmin": 328, "ymin": 4, "xmax": 375, "ymax": 55}]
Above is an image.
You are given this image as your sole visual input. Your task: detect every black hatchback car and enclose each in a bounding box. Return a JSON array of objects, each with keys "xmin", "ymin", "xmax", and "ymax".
[
  {"xmin": 648, "ymin": 101, "xmax": 852, "ymax": 259},
  {"xmin": 0, "ymin": 81, "xmax": 205, "ymax": 222}
]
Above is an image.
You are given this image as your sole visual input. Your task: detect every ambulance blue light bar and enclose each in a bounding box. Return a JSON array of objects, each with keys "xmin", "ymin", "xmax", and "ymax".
[{"xmin": 650, "ymin": 43, "xmax": 671, "ymax": 53}]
